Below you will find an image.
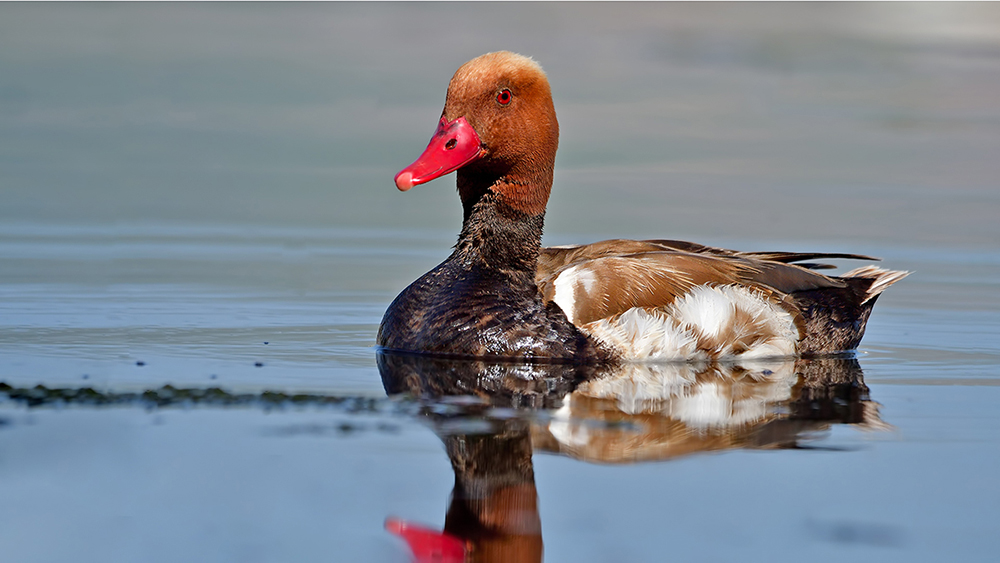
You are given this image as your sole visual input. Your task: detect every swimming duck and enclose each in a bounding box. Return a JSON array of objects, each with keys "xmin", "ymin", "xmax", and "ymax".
[{"xmin": 378, "ymin": 51, "xmax": 908, "ymax": 362}]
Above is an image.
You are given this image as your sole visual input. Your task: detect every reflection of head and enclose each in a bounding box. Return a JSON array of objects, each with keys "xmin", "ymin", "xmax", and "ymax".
[
  {"xmin": 443, "ymin": 423, "xmax": 542, "ymax": 563},
  {"xmin": 384, "ymin": 422, "xmax": 543, "ymax": 563}
]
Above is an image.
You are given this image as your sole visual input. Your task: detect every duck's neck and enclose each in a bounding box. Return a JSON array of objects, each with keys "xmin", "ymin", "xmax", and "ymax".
[
  {"xmin": 455, "ymin": 161, "xmax": 552, "ymax": 275},
  {"xmin": 455, "ymin": 186, "xmax": 545, "ymax": 276}
]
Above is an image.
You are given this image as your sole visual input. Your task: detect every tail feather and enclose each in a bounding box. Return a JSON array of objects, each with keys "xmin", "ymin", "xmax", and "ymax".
[{"xmin": 841, "ymin": 266, "xmax": 911, "ymax": 304}]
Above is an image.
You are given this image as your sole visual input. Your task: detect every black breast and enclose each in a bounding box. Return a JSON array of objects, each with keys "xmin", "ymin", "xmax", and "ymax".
[
  {"xmin": 377, "ymin": 193, "xmax": 611, "ymax": 362},
  {"xmin": 377, "ymin": 254, "xmax": 604, "ymax": 360}
]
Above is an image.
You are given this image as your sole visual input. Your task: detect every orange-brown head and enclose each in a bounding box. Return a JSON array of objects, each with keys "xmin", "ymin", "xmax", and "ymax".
[{"xmin": 395, "ymin": 52, "xmax": 560, "ymax": 217}]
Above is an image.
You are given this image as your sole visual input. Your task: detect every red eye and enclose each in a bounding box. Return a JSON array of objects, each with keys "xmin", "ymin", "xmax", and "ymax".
[{"xmin": 497, "ymin": 89, "xmax": 512, "ymax": 105}]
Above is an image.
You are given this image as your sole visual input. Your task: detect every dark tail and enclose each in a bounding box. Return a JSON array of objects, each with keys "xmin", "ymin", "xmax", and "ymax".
[{"xmin": 794, "ymin": 266, "xmax": 910, "ymax": 355}]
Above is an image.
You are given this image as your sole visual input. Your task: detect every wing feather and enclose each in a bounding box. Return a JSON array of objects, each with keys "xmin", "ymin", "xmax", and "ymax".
[{"xmin": 537, "ymin": 239, "xmax": 868, "ymax": 327}]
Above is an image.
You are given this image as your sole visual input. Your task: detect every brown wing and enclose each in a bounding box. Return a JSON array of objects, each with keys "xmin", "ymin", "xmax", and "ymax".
[
  {"xmin": 537, "ymin": 239, "xmax": 857, "ymax": 326},
  {"xmin": 540, "ymin": 239, "xmax": 879, "ymax": 275},
  {"xmin": 643, "ymin": 240, "xmax": 882, "ymax": 273},
  {"xmin": 538, "ymin": 252, "xmax": 752, "ymax": 325}
]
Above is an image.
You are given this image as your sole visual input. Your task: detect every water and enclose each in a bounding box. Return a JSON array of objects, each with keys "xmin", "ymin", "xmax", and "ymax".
[{"xmin": 1, "ymin": 4, "xmax": 999, "ymax": 562}]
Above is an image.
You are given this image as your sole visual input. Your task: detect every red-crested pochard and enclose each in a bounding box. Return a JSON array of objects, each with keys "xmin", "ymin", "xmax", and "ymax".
[{"xmin": 378, "ymin": 51, "xmax": 908, "ymax": 362}]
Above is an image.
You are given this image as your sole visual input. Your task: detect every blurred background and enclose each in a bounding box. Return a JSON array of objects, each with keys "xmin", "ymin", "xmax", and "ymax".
[{"xmin": 2, "ymin": 2, "xmax": 998, "ymax": 245}]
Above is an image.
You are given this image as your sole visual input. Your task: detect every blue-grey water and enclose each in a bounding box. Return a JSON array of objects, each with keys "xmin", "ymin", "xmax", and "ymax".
[{"xmin": 1, "ymin": 4, "xmax": 999, "ymax": 562}]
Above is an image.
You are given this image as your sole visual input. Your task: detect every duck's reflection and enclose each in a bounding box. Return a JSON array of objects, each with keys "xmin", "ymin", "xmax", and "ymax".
[
  {"xmin": 378, "ymin": 352, "xmax": 885, "ymax": 562},
  {"xmin": 536, "ymin": 358, "xmax": 883, "ymax": 463},
  {"xmin": 378, "ymin": 353, "xmax": 599, "ymax": 409}
]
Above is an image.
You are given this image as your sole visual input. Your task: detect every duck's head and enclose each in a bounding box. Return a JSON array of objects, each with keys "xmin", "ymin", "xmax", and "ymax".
[{"xmin": 395, "ymin": 51, "xmax": 559, "ymax": 217}]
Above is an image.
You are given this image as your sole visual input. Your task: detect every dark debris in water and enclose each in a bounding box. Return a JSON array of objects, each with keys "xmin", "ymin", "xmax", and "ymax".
[
  {"xmin": 0, "ymin": 383, "xmax": 527, "ymax": 429},
  {"xmin": 0, "ymin": 382, "xmax": 388, "ymax": 411}
]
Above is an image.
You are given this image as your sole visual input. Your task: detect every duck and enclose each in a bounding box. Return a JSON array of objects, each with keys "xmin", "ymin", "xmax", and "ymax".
[{"xmin": 377, "ymin": 51, "xmax": 908, "ymax": 363}]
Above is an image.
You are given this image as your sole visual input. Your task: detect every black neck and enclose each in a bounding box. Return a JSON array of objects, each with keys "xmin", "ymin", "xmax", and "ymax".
[{"xmin": 454, "ymin": 189, "xmax": 545, "ymax": 275}]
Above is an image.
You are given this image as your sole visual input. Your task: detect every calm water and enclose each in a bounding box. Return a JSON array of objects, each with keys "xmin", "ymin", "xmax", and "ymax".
[{"xmin": 1, "ymin": 4, "xmax": 999, "ymax": 562}]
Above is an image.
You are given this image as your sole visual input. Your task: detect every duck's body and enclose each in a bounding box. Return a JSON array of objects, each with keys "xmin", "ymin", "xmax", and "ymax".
[{"xmin": 377, "ymin": 52, "xmax": 907, "ymax": 363}]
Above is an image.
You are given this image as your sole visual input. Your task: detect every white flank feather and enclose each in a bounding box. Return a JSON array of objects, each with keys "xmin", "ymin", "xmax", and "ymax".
[
  {"xmin": 668, "ymin": 285, "xmax": 738, "ymax": 339},
  {"xmin": 583, "ymin": 284, "xmax": 800, "ymax": 361},
  {"xmin": 551, "ymin": 264, "xmax": 598, "ymax": 324},
  {"xmin": 583, "ymin": 308, "xmax": 704, "ymax": 361}
]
